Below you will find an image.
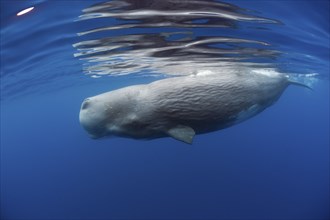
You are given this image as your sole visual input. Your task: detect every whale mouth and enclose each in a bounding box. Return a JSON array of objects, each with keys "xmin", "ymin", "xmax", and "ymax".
[
  {"xmin": 88, "ymin": 133, "xmax": 104, "ymax": 139},
  {"xmin": 80, "ymin": 118, "xmax": 107, "ymax": 139}
]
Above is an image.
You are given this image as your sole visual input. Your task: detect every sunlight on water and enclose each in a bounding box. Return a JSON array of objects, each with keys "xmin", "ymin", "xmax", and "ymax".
[
  {"xmin": 73, "ymin": 0, "xmax": 282, "ymax": 78},
  {"xmin": 16, "ymin": 7, "xmax": 35, "ymax": 16}
]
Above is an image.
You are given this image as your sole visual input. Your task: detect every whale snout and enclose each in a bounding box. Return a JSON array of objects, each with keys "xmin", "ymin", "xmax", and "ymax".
[{"xmin": 79, "ymin": 97, "xmax": 108, "ymax": 139}]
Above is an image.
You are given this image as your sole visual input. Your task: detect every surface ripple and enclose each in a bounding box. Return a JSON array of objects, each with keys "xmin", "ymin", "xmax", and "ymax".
[{"xmin": 73, "ymin": 0, "xmax": 282, "ymax": 77}]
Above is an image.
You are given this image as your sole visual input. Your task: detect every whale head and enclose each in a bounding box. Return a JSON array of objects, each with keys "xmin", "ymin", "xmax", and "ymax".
[
  {"xmin": 79, "ymin": 96, "xmax": 111, "ymax": 139},
  {"xmin": 79, "ymin": 87, "xmax": 140, "ymax": 139}
]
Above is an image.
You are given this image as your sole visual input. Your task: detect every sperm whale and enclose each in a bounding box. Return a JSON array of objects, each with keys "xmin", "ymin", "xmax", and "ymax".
[{"xmin": 79, "ymin": 68, "xmax": 314, "ymax": 144}]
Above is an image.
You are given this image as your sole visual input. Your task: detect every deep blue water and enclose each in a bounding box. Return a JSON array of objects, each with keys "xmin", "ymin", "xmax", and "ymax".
[{"xmin": 1, "ymin": 0, "xmax": 329, "ymax": 219}]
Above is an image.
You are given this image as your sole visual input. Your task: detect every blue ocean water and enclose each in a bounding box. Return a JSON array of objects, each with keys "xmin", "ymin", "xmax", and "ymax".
[{"xmin": 1, "ymin": 0, "xmax": 329, "ymax": 219}]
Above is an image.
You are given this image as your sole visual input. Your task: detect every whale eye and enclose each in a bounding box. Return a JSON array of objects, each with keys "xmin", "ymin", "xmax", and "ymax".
[{"xmin": 81, "ymin": 99, "xmax": 90, "ymax": 110}]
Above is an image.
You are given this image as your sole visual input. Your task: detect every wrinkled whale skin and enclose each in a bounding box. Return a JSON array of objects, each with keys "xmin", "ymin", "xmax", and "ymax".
[{"xmin": 79, "ymin": 70, "xmax": 289, "ymax": 143}]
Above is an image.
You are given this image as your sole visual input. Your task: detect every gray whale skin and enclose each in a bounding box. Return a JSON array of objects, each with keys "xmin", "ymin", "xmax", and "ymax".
[{"xmin": 79, "ymin": 69, "xmax": 310, "ymax": 144}]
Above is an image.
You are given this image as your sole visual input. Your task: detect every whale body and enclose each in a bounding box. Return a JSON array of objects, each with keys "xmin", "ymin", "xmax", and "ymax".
[{"xmin": 79, "ymin": 69, "xmax": 311, "ymax": 144}]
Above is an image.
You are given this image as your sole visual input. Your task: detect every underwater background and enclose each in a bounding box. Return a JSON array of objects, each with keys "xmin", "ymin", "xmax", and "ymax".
[{"xmin": 1, "ymin": 0, "xmax": 329, "ymax": 219}]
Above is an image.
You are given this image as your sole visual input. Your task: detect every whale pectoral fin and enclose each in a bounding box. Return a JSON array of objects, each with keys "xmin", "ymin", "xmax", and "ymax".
[{"xmin": 167, "ymin": 125, "xmax": 195, "ymax": 144}]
